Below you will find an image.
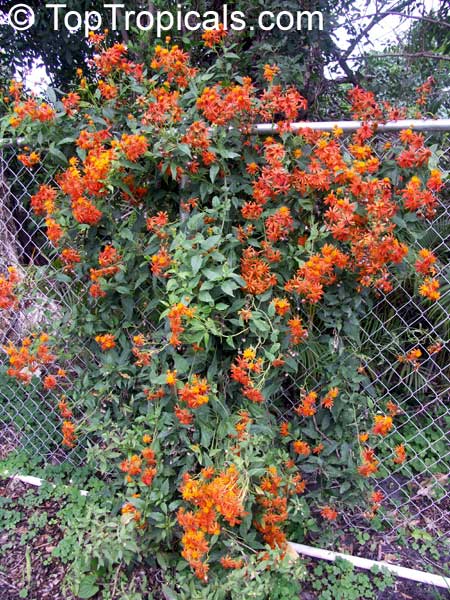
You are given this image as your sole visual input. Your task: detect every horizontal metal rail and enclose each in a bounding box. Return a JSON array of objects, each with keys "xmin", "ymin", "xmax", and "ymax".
[
  {"xmin": 253, "ymin": 118, "xmax": 450, "ymax": 134},
  {"xmin": 1, "ymin": 119, "xmax": 450, "ymax": 149}
]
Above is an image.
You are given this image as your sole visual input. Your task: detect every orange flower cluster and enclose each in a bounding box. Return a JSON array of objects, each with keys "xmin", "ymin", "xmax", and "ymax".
[
  {"xmin": 3, "ymin": 334, "xmax": 55, "ymax": 384},
  {"xmin": 151, "ymin": 44, "xmax": 198, "ymax": 88},
  {"xmin": 358, "ymin": 447, "xmax": 379, "ymax": 477},
  {"xmin": 89, "ymin": 245, "xmax": 121, "ymax": 297},
  {"xmin": 419, "ymin": 277, "xmax": 440, "ymax": 301},
  {"xmin": 197, "ymin": 79, "xmax": 254, "ymax": 126},
  {"xmin": 72, "ymin": 196, "xmax": 103, "ymax": 225},
  {"xmin": 230, "ymin": 347, "xmax": 265, "ymax": 404},
  {"xmin": 17, "ymin": 152, "xmax": 40, "ymax": 168},
  {"xmin": 178, "ymin": 375, "xmax": 210, "ymax": 409},
  {"xmin": 167, "ymin": 302, "xmax": 195, "ymax": 347},
  {"xmin": 401, "ymin": 175, "xmax": 437, "ymax": 218},
  {"xmin": 98, "ymin": 80, "xmax": 118, "ymax": 100},
  {"xmin": 265, "ymin": 206, "xmax": 294, "ymax": 243},
  {"xmin": 415, "ymin": 249, "xmax": 437, "ymax": 276},
  {"xmin": 398, "ymin": 347, "xmax": 422, "ymax": 371},
  {"xmin": 322, "ymin": 387, "xmax": 339, "ymax": 409},
  {"xmin": 142, "ymin": 87, "xmax": 182, "ymax": 126},
  {"xmin": 263, "ymin": 64, "xmax": 280, "ymax": 83},
  {"xmin": 93, "ymin": 43, "xmax": 143, "ymax": 80},
  {"xmin": 61, "ymin": 248, "xmax": 81, "ymax": 271},
  {"xmin": 259, "ymin": 85, "xmax": 307, "ymax": 132},
  {"xmin": 272, "ymin": 297, "xmax": 291, "ymax": 316},
  {"xmin": 178, "ymin": 465, "xmax": 246, "ymax": 580},
  {"xmin": 131, "ymin": 335, "xmax": 153, "ymax": 368},
  {"xmin": 287, "ymin": 316, "xmax": 308, "ymax": 345},
  {"xmin": 372, "ymin": 415, "xmax": 393, "ymax": 436},
  {"xmin": 95, "ymin": 333, "xmax": 116, "ymax": 351},
  {"xmin": 0, "ymin": 266, "xmax": 20, "ymax": 310},
  {"xmin": 61, "ymin": 92, "xmax": 80, "ymax": 116},
  {"xmin": 320, "ymin": 506, "xmax": 338, "ymax": 521},
  {"xmin": 10, "ymin": 98, "xmax": 55, "ymax": 128},
  {"xmin": 62, "ymin": 420, "xmax": 76, "ymax": 448},
  {"xmin": 292, "ymin": 440, "xmax": 311, "ymax": 456},
  {"xmin": 285, "ymin": 244, "xmax": 349, "ymax": 303},
  {"xmin": 393, "ymin": 444, "xmax": 407, "ymax": 464},
  {"xmin": 295, "ymin": 391, "xmax": 318, "ymax": 417},
  {"xmin": 202, "ymin": 24, "xmax": 228, "ymax": 48},
  {"xmin": 45, "ymin": 218, "xmax": 64, "ymax": 246},
  {"xmin": 181, "ymin": 121, "xmax": 211, "ymax": 151},
  {"xmin": 120, "ymin": 134, "xmax": 148, "ymax": 162},
  {"xmin": 397, "ymin": 130, "xmax": 431, "ymax": 169},
  {"xmin": 416, "ymin": 76, "xmax": 435, "ymax": 107},
  {"xmin": 254, "ymin": 467, "xmax": 290, "ymax": 549},
  {"xmin": 120, "ymin": 438, "xmax": 157, "ymax": 486},
  {"xmin": 241, "ymin": 246, "xmax": 277, "ymax": 295},
  {"xmin": 30, "ymin": 184, "xmax": 57, "ymax": 217},
  {"xmin": 366, "ymin": 490, "xmax": 384, "ymax": 518},
  {"xmin": 151, "ymin": 246, "xmax": 172, "ymax": 277}
]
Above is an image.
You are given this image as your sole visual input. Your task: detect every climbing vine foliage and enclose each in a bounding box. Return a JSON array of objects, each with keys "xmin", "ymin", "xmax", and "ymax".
[{"xmin": 0, "ymin": 31, "xmax": 444, "ymax": 595}]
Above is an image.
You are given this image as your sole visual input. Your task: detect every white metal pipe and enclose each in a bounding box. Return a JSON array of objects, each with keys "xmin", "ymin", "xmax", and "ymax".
[
  {"xmin": 253, "ymin": 118, "xmax": 450, "ymax": 134},
  {"xmin": 1, "ymin": 119, "xmax": 450, "ymax": 149},
  {"xmin": 3, "ymin": 470, "xmax": 450, "ymax": 590},
  {"xmin": 2, "ymin": 470, "xmax": 88, "ymax": 496},
  {"xmin": 288, "ymin": 541, "xmax": 450, "ymax": 590}
]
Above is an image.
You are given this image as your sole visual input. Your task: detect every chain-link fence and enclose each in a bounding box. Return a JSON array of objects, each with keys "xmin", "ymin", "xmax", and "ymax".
[{"xmin": 0, "ymin": 124, "xmax": 449, "ymax": 540}]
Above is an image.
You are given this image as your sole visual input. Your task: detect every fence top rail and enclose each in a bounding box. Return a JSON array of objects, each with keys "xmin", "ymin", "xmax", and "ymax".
[
  {"xmin": 253, "ymin": 118, "xmax": 450, "ymax": 134},
  {"xmin": 0, "ymin": 119, "xmax": 449, "ymax": 149}
]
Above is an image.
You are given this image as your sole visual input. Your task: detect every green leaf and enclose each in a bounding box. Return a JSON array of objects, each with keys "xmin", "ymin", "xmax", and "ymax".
[
  {"xmin": 221, "ymin": 280, "xmax": 238, "ymax": 296},
  {"xmin": 210, "ymin": 163, "xmax": 220, "ymax": 183},
  {"xmin": 191, "ymin": 254, "xmax": 203, "ymax": 275},
  {"xmin": 78, "ymin": 576, "xmax": 99, "ymax": 599}
]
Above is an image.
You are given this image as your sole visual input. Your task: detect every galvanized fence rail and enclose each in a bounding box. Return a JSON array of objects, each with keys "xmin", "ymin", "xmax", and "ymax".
[{"xmin": 0, "ymin": 122, "xmax": 449, "ymax": 540}]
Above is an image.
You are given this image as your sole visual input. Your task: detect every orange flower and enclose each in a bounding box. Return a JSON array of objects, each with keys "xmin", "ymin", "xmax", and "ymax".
[
  {"xmin": 120, "ymin": 134, "xmax": 148, "ymax": 161},
  {"xmin": 313, "ymin": 443, "xmax": 324, "ymax": 455},
  {"xmin": 241, "ymin": 247, "xmax": 277, "ymax": 295},
  {"xmin": 166, "ymin": 370, "xmax": 177, "ymax": 386},
  {"xmin": 292, "ymin": 440, "xmax": 311, "ymax": 456},
  {"xmin": 45, "ymin": 218, "xmax": 64, "ymax": 246},
  {"xmin": 272, "ymin": 297, "xmax": 291, "ymax": 316},
  {"xmin": 202, "ymin": 24, "xmax": 227, "ymax": 48},
  {"xmin": 0, "ymin": 266, "xmax": 20, "ymax": 310},
  {"xmin": 393, "ymin": 444, "xmax": 407, "ymax": 464},
  {"xmin": 279, "ymin": 422, "xmax": 289, "ymax": 437},
  {"xmin": 62, "ymin": 421, "xmax": 76, "ymax": 448},
  {"xmin": 141, "ymin": 467, "xmax": 157, "ymax": 486},
  {"xmin": 174, "ymin": 404, "xmax": 194, "ymax": 425},
  {"xmin": 178, "ymin": 375, "xmax": 210, "ymax": 408},
  {"xmin": 18, "ymin": 152, "xmax": 40, "ymax": 168},
  {"xmin": 89, "ymin": 283, "xmax": 106, "ymax": 298},
  {"xmin": 415, "ymin": 249, "xmax": 437, "ymax": 276},
  {"xmin": 95, "ymin": 334, "xmax": 116, "ymax": 351},
  {"xmin": 43, "ymin": 374, "xmax": 57, "ymax": 390},
  {"xmin": 321, "ymin": 506, "xmax": 338, "ymax": 521},
  {"xmin": 419, "ymin": 277, "xmax": 440, "ymax": 301},
  {"xmin": 61, "ymin": 248, "xmax": 81, "ymax": 270},
  {"xmin": 263, "ymin": 64, "xmax": 280, "ymax": 83},
  {"xmin": 295, "ymin": 391, "xmax": 317, "ymax": 417},
  {"xmin": 372, "ymin": 415, "xmax": 393, "ymax": 436},
  {"xmin": 220, "ymin": 555, "xmax": 244, "ymax": 569},
  {"xmin": 72, "ymin": 197, "xmax": 103, "ymax": 226},
  {"xmin": 288, "ymin": 317, "xmax": 307, "ymax": 345},
  {"xmin": 322, "ymin": 387, "xmax": 339, "ymax": 409}
]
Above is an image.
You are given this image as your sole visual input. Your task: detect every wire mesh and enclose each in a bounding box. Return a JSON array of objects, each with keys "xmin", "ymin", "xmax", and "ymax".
[{"xmin": 0, "ymin": 127, "xmax": 448, "ymax": 537}]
